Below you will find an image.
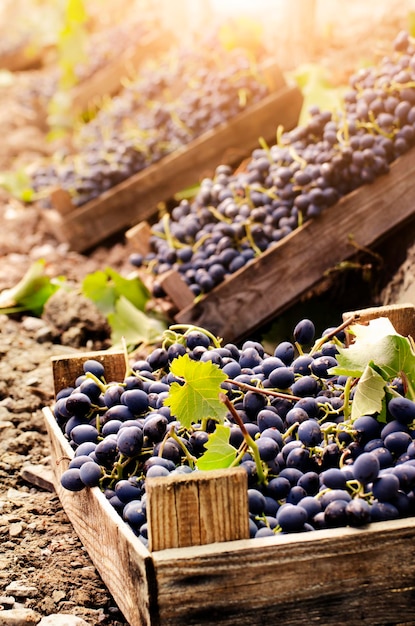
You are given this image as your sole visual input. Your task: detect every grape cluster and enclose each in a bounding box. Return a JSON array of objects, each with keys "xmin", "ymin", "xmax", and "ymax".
[
  {"xmin": 31, "ymin": 33, "xmax": 270, "ymax": 208},
  {"xmin": 133, "ymin": 30, "xmax": 415, "ymax": 299},
  {"xmin": 56, "ymin": 318, "xmax": 415, "ymax": 547}
]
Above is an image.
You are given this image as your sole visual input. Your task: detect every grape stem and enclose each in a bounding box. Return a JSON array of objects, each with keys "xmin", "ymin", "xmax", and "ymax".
[
  {"xmin": 168, "ymin": 324, "xmax": 223, "ymax": 348},
  {"xmin": 220, "ymin": 392, "xmax": 268, "ymax": 485},
  {"xmin": 309, "ymin": 314, "xmax": 359, "ymax": 356},
  {"xmin": 225, "ymin": 378, "xmax": 302, "ymax": 402}
]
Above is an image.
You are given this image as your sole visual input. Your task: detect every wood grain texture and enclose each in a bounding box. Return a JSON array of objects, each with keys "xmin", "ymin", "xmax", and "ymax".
[
  {"xmin": 51, "ymin": 350, "xmax": 126, "ymax": 395},
  {"xmin": 43, "ymin": 407, "xmax": 158, "ymax": 626},
  {"xmin": 152, "ymin": 520, "xmax": 415, "ymax": 625},
  {"xmin": 343, "ymin": 303, "xmax": 415, "ymax": 339},
  {"xmin": 70, "ymin": 33, "xmax": 166, "ymax": 112},
  {"xmin": 43, "ymin": 83, "xmax": 303, "ymax": 252},
  {"xmin": 175, "ymin": 147, "xmax": 415, "ymax": 343},
  {"xmin": 146, "ymin": 468, "xmax": 249, "ymax": 551}
]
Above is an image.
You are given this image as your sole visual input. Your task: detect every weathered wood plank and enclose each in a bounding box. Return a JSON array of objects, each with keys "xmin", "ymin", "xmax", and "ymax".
[
  {"xmin": 43, "ymin": 406, "xmax": 158, "ymax": 626},
  {"xmin": 70, "ymin": 33, "xmax": 166, "ymax": 112},
  {"xmin": 51, "ymin": 350, "xmax": 127, "ymax": 396},
  {"xmin": 42, "ymin": 83, "xmax": 303, "ymax": 252},
  {"xmin": 152, "ymin": 519, "xmax": 415, "ymax": 625},
  {"xmin": 343, "ymin": 303, "xmax": 415, "ymax": 339},
  {"xmin": 175, "ymin": 147, "xmax": 415, "ymax": 343},
  {"xmin": 146, "ymin": 468, "xmax": 249, "ymax": 551}
]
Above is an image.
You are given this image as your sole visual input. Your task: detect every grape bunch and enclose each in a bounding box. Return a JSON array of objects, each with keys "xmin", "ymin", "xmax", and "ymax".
[
  {"xmin": 30, "ymin": 32, "xmax": 270, "ymax": 208},
  {"xmin": 133, "ymin": 30, "xmax": 415, "ymax": 299},
  {"xmin": 56, "ymin": 317, "xmax": 415, "ymax": 547}
]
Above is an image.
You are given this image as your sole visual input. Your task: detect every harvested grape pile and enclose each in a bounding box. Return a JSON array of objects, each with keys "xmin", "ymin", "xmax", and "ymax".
[
  {"xmin": 136, "ymin": 30, "xmax": 415, "ymax": 300},
  {"xmin": 29, "ymin": 34, "xmax": 270, "ymax": 209},
  {"xmin": 56, "ymin": 317, "xmax": 415, "ymax": 544}
]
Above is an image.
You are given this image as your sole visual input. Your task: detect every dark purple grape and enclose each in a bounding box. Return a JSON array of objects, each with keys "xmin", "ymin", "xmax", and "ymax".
[
  {"xmin": 143, "ymin": 413, "xmax": 169, "ymax": 443},
  {"xmin": 61, "ymin": 468, "xmax": 85, "ymax": 492},
  {"xmin": 324, "ymin": 499, "xmax": 349, "ymax": 527},
  {"xmin": 293, "ymin": 319, "xmax": 315, "ymax": 345},
  {"xmin": 387, "ymin": 396, "xmax": 415, "ymax": 424},
  {"xmin": 83, "ymin": 359, "xmax": 105, "ymax": 379},
  {"xmin": 65, "ymin": 392, "xmax": 92, "ymax": 418},
  {"xmin": 116, "ymin": 426, "xmax": 144, "ymax": 457},
  {"xmin": 372, "ymin": 473, "xmax": 400, "ymax": 502},
  {"xmin": 70, "ymin": 423, "xmax": 99, "ymax": 445},
  {"xmin": 79, "ymin": 461, "xmax": 102, "ymax": 487},
  {"xmin": 276, "ymin": 503, "xmax": 308, "ymax": 532},
  {"xmin": 351, "ymin": 452, "xmax": 380, "ymax": 484},
  {"xmin": 297, "ymin": 420, "xmax": 322, "ymax": 447},
  {"xmin": 247, "ymin": 489, "xmax": 266, "ymax": 515},
  {"xmin": 121, "ymin": 389, "xmax": 149, "ymax": 415}
]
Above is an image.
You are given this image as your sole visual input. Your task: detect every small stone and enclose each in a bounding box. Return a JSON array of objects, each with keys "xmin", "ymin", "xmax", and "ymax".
[
  {"xmin": 0, "ymin": 594, "xmax": 15, "ymax": 608},
  {"xmin": 0, "ymin": 608, "xmax": 40, "ymax": 625},
  {"xmin": 37, "ymin": 614, "xmax": 90, "ymax": 626},
  {"xmin": 5, "ymin": 580, "xmax": 38, "ymax": 598},
  {"xmin": 52, "ymin": 589, "xmax": 66, "ymax": 603},
  {"xmin": 9, "ymin": 522, "xmax": 24, "ymax": 538},
  {"xmin": 20, "ymin": 464, "xmax": 55, "ymax": 492}
]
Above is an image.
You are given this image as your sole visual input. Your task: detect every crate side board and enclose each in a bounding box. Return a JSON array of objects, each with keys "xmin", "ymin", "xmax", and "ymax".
[
  {"xmin": 50, "ymin": 350, "xmax": 127, "ymax": 396},
  {"xmin": 175, "ymin": 147, "xmax": 415, "ymax": 342},
  {"xmin": 42, "ymin": 83, "xmax": 303, "ymax": 252},
  {"xmin": 152, "ymin": 519, "xmax": 415, "ymax": 625},
  {"xmin": 70, "ymin": 32, "xmax": 168, "ymax": 112},
  {"xmin": 43, "ymin": 407, "xmax": 159, "ymax": 626}
]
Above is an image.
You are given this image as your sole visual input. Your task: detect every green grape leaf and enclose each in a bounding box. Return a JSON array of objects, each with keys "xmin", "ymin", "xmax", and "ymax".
[
  {"xmin": 164, "ymin": 355, "xmax": 228, "ymax": 429},
  {"xmin": 196, "ymin": 425, "xmax": 237, "ymax": 471},
  {"xmin": 108, "ymin": 296, "xmax": 166, "ymax": 351},
  {"xmin": 81, "ymin": 270, "xmax": 116, "ymax": 315},
  {"xmin": 330, "ymin": 317, "xmax": 402, "ymax": 377},
  {"xmin": 0, "ymin": 259, "xmax": 65, "ymax": 316},
  {"xmin": 0, "ymin": 169, "xmax": 35, "ymax": 202},
  {"xmin": 81, "ymin": 267, "xmax": 150, "ymax": 316},
  {"xmin": 105, "ymin": 267, "xmax": 150, "ymax": 311},
  {"xmin": 350, "ymin": 364, "xmax": 387, "ymax": 422}
]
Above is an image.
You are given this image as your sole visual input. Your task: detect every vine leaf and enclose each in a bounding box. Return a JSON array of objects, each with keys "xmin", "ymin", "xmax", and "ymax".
[
  {"xmin": 164, "ymin": 355, "xmax": 228, "ymax": 430},
  {"xmin": 196, "ymin": 425, "xmax": 237, "ymax": 471},
  {"xmin": 330, "ymin": 317, "xmax": 415, "ymax": 414},
  {"xmin": 330, "ymin": 317, "xmax": 401, "ymax": 377},
  {"xmin": 350, "ymin": 364, "xmax": 387, "ymax": 422}
]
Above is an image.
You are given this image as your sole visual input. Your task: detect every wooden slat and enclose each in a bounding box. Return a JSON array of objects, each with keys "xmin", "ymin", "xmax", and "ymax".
[
  {"xmin": 342, "ymin": 303, "xmax": 415, "ymax": 339},
  {"xmin": 70, "ymin": 32, "xmax": 167, "ymax": 112},
  {"xmin": 51, "ymin": 350, "xmax": 126, "ymax": 395},
  {"xmin": 42, "ymin": 83, "xmax": 303, "ymax": 252},
  {"xmin": 146, "ymin": 468, "xmax": 249, "ymax": 551},
  {"xmin": 125, "ymin": 221, "xmax": 153, "ymax": 256},
  {"xmin": 152, "ymin": 519, "xmax": 415, "ymax": 625},
  {"xmin": 43, "ymin": 406, "xmax": 158, "ymax": 626},
  {"xmin": 174, "ymin": 147, "xmax": 415, "ymax": 343}
]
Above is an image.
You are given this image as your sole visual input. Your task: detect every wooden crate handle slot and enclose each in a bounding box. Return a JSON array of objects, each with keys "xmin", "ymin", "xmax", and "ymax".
[
  {"xmin": 342, "ymin": 303, "xmax": 415, "ymax": 343},
  {"xmin": 159, "ymin": 268, "xmax": 195, "ymax": 311},
  {"xmin": 51, "ymin": 351, "xmax": 127, "ymax": 396},
  {"xmin": 50, "ymin": 188, "xmax": 76, "ymax": 216},
  {"xmin": 125, "ymin": 220, "xmax": 153, "ymax": 256},
  {"xmin": 146, "ymin": 467, "xmax": 249, "ymax": 551}
]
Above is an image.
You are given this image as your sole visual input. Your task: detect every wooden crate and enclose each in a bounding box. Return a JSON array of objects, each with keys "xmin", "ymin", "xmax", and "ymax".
[
  {"xmin": 69, "ymin": 32, "xmax": 168, "ymax": 113},
  {"xmin": 133, "ymin": 146, "xmax": 415, "ymax": 344},
  {"xmin": 44, "ymin": 333, "xmax": 415, "ymax": 626},
  {"xmin": 41, "ymin": 71, "xmax": 303, "ymax": 252}
]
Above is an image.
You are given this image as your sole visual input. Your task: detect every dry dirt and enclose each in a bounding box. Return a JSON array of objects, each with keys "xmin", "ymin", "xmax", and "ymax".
[{"xmin": 1, "ymin": 6, "xmax": 415, "ymax": 626}]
